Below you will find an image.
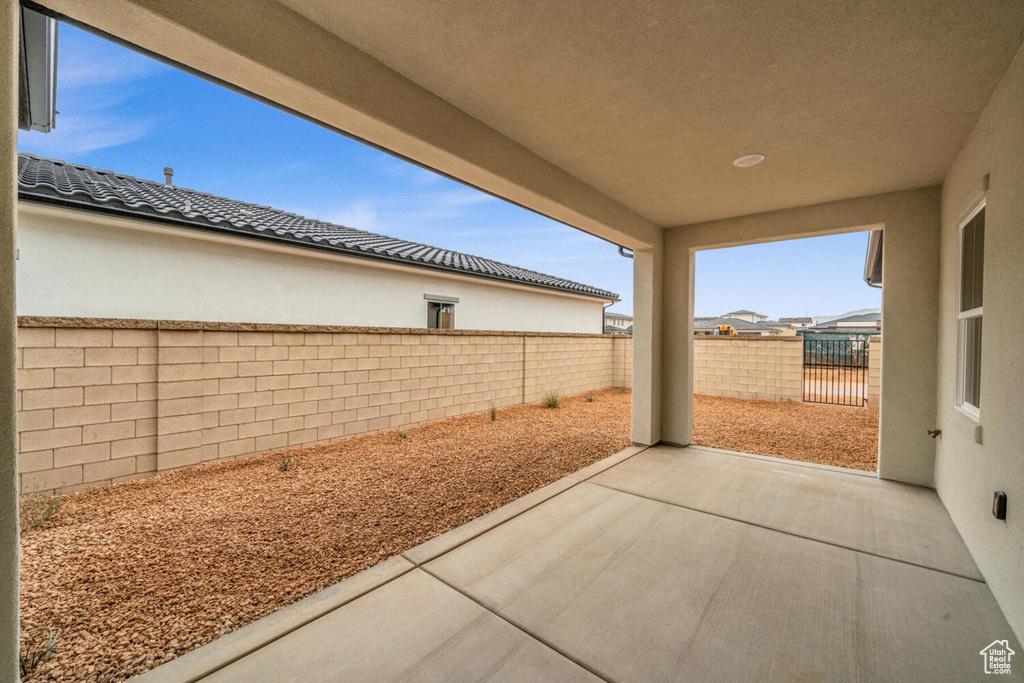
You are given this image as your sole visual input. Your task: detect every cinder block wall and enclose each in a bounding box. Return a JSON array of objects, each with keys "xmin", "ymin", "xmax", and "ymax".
[
  {"xmin": 16, "ymin": 318, "xmax": 634, "ymax": 495},
  {"xmin": 524, "ymin": 336, "xmax": 616, "ymax": 401},
  {"xmin": 868, "ymin": 337, "xmax": 882, "ymax": 411},
  {"xmin": 693, "ymin": 336, "xmax": 803, "ymax": 402},
  {"xmin": 612, "ymin": 335, "xmax": 633, "ymax": 388}
]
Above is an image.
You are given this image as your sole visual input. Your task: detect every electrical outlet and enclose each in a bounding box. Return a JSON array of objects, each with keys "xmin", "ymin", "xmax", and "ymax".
[{"xmin": 993, "ymin": 491, "xmax": 1007, "ymax": 520}]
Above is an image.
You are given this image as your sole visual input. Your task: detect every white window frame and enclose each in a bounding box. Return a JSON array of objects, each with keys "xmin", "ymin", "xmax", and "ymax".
[{"xmin": 955, "ymin": 200, "xmax": 985, "ymax": 419}]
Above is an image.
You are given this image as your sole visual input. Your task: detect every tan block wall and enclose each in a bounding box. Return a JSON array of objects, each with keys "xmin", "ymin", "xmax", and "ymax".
[
  {"xmin": 692, "ymin": 336, "xmax": 803, "ymax": 402},
  {"xmin": 868, "ymin": 337, "xmax": 882, "ymax": 411},
  {"xmin": 613, "ymin": 335, "xmax": 633, "ymax": 388},
  {"xmin": 17, "ymin": 319, "xmax": 634, "ymax": 494},
  {"xmin": 524, "ymin": 336, "xmax": 616, "ymax": 401},
  {"xmin": 17, "ymin": 327, "xmax": 159, "ymax": 494}
]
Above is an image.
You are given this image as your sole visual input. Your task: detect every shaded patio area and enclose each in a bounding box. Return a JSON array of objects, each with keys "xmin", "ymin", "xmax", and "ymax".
[{"xmin": 141, "ymin": 445, "xmax": 1018, "ymax": 682}]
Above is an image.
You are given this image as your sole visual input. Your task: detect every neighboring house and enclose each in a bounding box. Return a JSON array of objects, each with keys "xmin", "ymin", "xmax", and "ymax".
[
  {"xmin": 778, "ymin": 316, "xmax": 812, "ymax": 328},
  {"xmin": 603, "ymin": 311, "xmax": 633, "ymax": 334},
  {"xmin": 15, "ymin": 154, "xmax": 618, "ymax": 333},
  {"xmin": 761, "ymin": 320, "xmax": 799, "ymax": 336},
  {"xmin": 693, "ymin": 316, "xmax": 780, "ymax": 336},
  {"xmin": 808, "ymin": 310, "xmax": 882, "ymax": 334},
  {"xmin": 723, "ymin": 309, "xmax": 768, "ymax": 324}
]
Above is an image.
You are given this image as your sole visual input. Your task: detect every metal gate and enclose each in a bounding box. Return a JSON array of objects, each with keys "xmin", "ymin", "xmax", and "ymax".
[{"xmin": 803, "ymin": 337, "xmax": 868, "ymax": 406}]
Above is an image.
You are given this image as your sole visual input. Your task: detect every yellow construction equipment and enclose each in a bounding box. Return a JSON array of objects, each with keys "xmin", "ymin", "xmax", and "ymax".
[{"xmin": 715, "ymin": 324, "xmax": 737, "ymax": 336}]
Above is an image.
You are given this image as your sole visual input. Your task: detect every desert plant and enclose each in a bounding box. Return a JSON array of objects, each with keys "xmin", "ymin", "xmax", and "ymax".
[
  {"xmin": 396, "ymin": 429, "xmax": 407, "ymax": 439},
  {"xmin": 20, "ymin": 628, "xmax": 60, "ymax": 679},
  {"xmin": 489, "ymin": 405, "xmax": 497, "ymax": 421},
  {"xmin": 586, "ymin": 393, "xmax": 593, "ymax": 402},
  {"xmin": 542, "ymin": 391, "xmax": 560, "ymax": 409},
  {"xmin": 19, "ymin": 488, "xmax": 63, "ymax": 532},
  {"xmin": 278, "ymin": 456, "xmax": 294, "ymax": 472}
]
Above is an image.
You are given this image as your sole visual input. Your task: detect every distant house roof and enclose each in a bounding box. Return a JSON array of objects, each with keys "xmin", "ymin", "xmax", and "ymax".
[
  {"xmin": 811, "ymin": 312, "xmax": 882, "ymax": 329},
  {"xmin": 604, "ymin": 324, "xmax": 633, "ymax": 333},
  {"xmin": 693, "ymin": 316, "xmax": 773, "ymax": 331},
  {"xmin": 778, "ymin": 317, "xmax": 812, "ymax": 324},
  {"xmin": 724, "ymin": 309, "xmax": 765, "ymax": 317},
  {"xmin": 605, "ymin": 312, "xmax": 633, "ymax": 320},
  {"xmin": 17, "ymin": 154, "xmax": 618, "ymax": 301}
]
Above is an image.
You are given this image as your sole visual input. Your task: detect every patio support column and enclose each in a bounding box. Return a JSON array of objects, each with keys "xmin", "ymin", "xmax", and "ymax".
[
  {"xmin": 0, "ymin": 2, "xmax": 18, "ymax": 679},
  {"xmin": 660, "ymin": 235, "xmax": 695, "ymax": 446},
  {"xmin": 631, "ymin": 238, "xmax": 664, "ymax": 445}
]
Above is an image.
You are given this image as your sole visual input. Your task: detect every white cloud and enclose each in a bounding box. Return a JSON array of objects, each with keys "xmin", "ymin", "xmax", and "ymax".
[
  {"xmin": 18, "ymin": 25, "xmax": 164, "ymax": 157},
  {"xmin": 19, "ymin": 109, "xmax": 155, "ymax": 157},
  {"xmin": 57, "ymin": 25, "xmax": 164, "ymax": 89},
  {"xmin": 328, "ymin": 200, "xmax": 378, "ymax": 230}
]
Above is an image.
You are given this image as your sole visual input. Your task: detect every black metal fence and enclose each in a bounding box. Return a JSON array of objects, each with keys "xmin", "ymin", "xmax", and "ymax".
[{"xmin": 803, "ymin": 337, "xmax": 868, "ymax": 406}]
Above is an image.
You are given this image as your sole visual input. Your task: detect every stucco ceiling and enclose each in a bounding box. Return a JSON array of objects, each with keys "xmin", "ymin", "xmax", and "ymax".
[{"xmin": 277, "ymin": 0, "xmax": 1024, "ymax": 228}]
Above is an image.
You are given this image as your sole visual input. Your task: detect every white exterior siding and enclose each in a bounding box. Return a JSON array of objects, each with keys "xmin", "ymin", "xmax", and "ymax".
[{"xmin": 16, "ymin": 204, "xmax": 608, "ymax": 333}]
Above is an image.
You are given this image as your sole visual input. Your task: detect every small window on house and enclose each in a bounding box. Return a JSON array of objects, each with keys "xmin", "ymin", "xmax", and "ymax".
[
  {"xmin": 427, "ymin": 301, "xmax": 455, "ymax": 329},
  {"xmin": 957, "ymin": 204, "xmax": 984, "ymax": 414}
]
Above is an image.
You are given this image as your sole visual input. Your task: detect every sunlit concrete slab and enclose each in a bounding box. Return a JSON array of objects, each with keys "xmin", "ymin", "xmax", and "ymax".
[
  {"xmin": 589, "ymin": 444, "xmax": 981, "ymax": 579},
  {"xmin": 427, "ymin": 482, "xmax": 1019, "ymax": 682},
  {"xmin": 202, "ymin": 569, "xmax": 600, "ymax": 683},
  {"xmin": 138, "ymin": 446, "xmax": 1018, "ymax": 682}
]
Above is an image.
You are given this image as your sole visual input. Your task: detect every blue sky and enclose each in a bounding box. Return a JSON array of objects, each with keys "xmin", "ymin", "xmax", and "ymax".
[{"xmin": 17, "ymin": 24, "xmax": 880, "ymax": 320}]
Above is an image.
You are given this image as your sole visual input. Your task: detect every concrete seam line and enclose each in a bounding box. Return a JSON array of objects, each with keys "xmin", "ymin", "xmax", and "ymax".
[
  {"xmin": 417, "ymin": 566, "xmax": 614, "ymax": 683},
  {"xmin": 588, "ymin": 481, "xmax": 987, "ymax": 584},
  {"xmin": 681, "ymin": 444, "xmax": 879, "ymax": 479},
  {"xmin": 575, "ymin": 445, "xmax": 651, "ymax": 482}
]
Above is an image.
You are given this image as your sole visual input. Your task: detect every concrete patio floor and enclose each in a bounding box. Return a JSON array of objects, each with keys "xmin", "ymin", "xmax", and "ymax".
[{"xmin": 139, "ymin": 445, "xmax": 1021, "ymax": 682}]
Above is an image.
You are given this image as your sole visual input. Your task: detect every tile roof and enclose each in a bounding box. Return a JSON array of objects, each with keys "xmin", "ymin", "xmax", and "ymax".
[
  {"xmin": 17, "ymin": 154, "xmax": 618, "ymax": 301},
  {"xmin": 724, "ymin": 309, "xmax": 765, "ymax": 317},
  {"xmin": 778, "ymin": 317, "xmax": 812, "ymax": 324}
]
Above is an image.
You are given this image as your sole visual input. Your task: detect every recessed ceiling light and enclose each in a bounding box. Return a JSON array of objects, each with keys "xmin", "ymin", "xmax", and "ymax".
[{"xmin": 733, "ymin": 153, "xmax": 766, "ymax": 168}]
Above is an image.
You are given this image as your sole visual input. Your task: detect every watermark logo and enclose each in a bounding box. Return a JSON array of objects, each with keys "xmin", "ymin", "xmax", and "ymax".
[{"xmin": 980, "ymin": 640, "xmax": 1015, "ymax": 675}]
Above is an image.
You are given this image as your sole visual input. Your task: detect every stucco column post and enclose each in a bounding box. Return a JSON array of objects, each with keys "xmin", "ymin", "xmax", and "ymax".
[
  {"xmin": 631, "ymin": 238, "xmax": 663, "ymax": 445},
  {"xmin": 659, "ymin": 234, "xmax": 695, "ymax": 445},
  {"xmin": 0, "ymin": 2, "xmax": 19, "ymax": 679}
]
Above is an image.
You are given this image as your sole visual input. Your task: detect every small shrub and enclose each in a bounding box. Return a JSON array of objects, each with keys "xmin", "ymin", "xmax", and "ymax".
[
  {"xmin": 20, "ymin": 488, "xmax": 63, "ymax": 532},
  {"xmin": 586, "ymin": 393, "xmax": 594, "ymax": 402},
  {"xmin": 489, "ymin": 405, "xmax": 497, "ymax": 421},
  {"xmin": 542, "ymin": 391, "xmax": 560, "ymax": 409},
  {"xmin": 20, "ymin": 628, "xmax": 60, "ymax": 679},
  {"xmin": 278, "ymin": 457, "xmax": 294, "ymax": 472},
  {"xmin": 396, "ymin": 429, "xmax": 407, "ymax": 439}
]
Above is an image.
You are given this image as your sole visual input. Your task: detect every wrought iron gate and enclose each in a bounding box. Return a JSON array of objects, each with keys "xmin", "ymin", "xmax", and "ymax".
[{"xmin": 803, "ymin": 337, "xmax": 868, "ymax": 406}]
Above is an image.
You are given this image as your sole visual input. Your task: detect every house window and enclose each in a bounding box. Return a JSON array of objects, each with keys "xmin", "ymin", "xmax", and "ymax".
[
  {"xmin": 957, "ymin": 204, "xmax": 984, "ymax": 415},
  {"xmin": 427, "ymin": 301, "xmax": 456, "ymax": 329}
]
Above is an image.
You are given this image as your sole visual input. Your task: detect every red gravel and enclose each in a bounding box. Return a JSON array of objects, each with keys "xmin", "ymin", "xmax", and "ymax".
[
  {"xmin": 20, "ymin": 389, "xmax": 631, "ymax": 683},
  {"xmin": 692, "ymin": 393, "xmax": 879, "ymax": 471}
]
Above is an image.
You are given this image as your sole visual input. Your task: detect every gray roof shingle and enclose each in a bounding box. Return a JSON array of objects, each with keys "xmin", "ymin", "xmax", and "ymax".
[{"xmin": 17, "ymin": 154, "xmax": 618, "ymax": 300}]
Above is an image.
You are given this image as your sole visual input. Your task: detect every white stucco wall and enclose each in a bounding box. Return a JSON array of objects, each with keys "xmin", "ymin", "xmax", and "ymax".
[
  {"xmin": 14, "ymin": 204, "xmax": 609, "ymax": 333},
  {"xmin": 935, "ymin": 44, "xmax": 1024, "ymax": 640}
]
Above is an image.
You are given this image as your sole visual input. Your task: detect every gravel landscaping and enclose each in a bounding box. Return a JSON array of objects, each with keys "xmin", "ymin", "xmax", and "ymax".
[
  {"xmin": 692, "ymin": 393, "xmax": 879, "ymax": 471},
  {"xmin": 19, "ymin": 388, "xmax": 631, "ymax": 683}
]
